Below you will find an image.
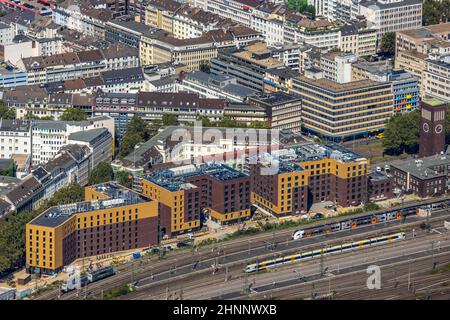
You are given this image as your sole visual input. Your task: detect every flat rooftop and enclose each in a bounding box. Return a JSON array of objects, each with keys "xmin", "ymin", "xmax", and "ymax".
[
  {"xmin": 30, "ymin": 183, "xmax": 150, "ymax": 228},
  {"xmin": 391, "ymin": 153, "xmax": 450, "ymax": 180},
  {"xmin": 295, "ymin": 76, "xmax": 388, "ymax": 93},
  {"xmin": 369, "ymin": 171, "xmax": 391, "ymax": 182},
  {"xmin": 233, "ymin": 42, "xmax": 284, "ymax": 68},
  {"xmin": 422, "ymin": 98, "xmax": 447, "ymax": 107},
  {"xmin": 292, "ymin": 143, "xmax": 366, "ymax": 163},
  {"xmin": 251, "ymin": 143, "xmax": 365, "ymax": 173},
  {"xmin": 249, "ymin": 92, "xmax": 300, "ymax": 105},
  {"xmin": 425, "ymin": 22, "xmax": 450, "ymax": 35},
  {"xmin": 398, "ymin": 27, "xmax": 433, "ymax": 39},
  {"xmin": 143, "ymin": 163, "xmax": 248, "ymax": 192},
  {"xmin": 256, "ymin": 152, "xmax": 305, "ymax": 174}
]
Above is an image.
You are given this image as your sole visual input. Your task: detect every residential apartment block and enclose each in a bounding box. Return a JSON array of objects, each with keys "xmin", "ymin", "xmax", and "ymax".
[
  {"xmin": 16, "ymin": 45, "xmax": 139, "ymax": 85},
  {"xmin": 395, "ymin": 23, "xmax": 450, "ymax": 98},
  {"xmin": 26, "ymin": 182, "xmax": 159, "ymax": 274},
  {"xmin": 251, "ymin": 143, "xmax": 370, "ymax": 216},
  {"xmin": 0, "ymin": 120, "xmax": 31, "ymax": 160},
  {"xmin": 141, "ymin": 163, "xmax": 251, "ymax": 228},
  {"xmin": 358, "ymin": 0, "xmax": 422, "ymax": 40}
]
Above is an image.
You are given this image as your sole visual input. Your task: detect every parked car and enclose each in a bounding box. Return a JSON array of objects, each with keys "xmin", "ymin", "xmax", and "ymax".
[
  {"xmin": 177, "ymin": 242, "xmax": 188, "ymax": 248},
  {"xmin": 150, "ymin": 247, "xmax": 160, "ymax": 254},
  {"xmin": 314, "ymin": 213, "xmax": 324, "ymax": 220}
]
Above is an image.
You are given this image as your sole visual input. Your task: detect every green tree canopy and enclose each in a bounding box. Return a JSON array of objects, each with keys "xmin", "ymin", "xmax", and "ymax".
[
  {"xmin": 423, "ymin": 0, "xmax": 450, "ymax": 26},
  {"xmin": 24, "ymin": 113, "xmax": 54, "ymax": 121},
  {"xmin": 0, "ymin": 184, "xmax": 83, "ymax": 275},
  {"xmin": 0, "ymin": 161, "xmax": 15, "ymax": 177},
  {"xmin": 115, "ymin": 171, "xmax": 133, "ymax": 189},
  {"xmin": 197, "ymin": 115, "xmax": 213, "ymax": 127},
  {"xmin": 0, "ymin": 100, "xmax": 15, "ymax": 119},
  {"xmin": 162, "ymin": 113, "xmax": 179, "ymax": 126},
  {"xmin": 383, "ymin": 109, "xmax": 450, "ymax": 155},
  {"xmin": 380, "ymin": 32, "xmax": 396, "ymax": 55},
  {"xmin": 287, "ymin": 0, "xmax": 315, "ymax": 18},
  {"xmin": 60, "ymin": 108, "xmax": 88, "ymax": 121},
  {"xmin": 148, "ymin": 119, "xmax": 163, "ymax": 137},
  {"xmin": 118, "ymin": 117, "xmax": 155, "ymax": 159},
  {"xmin": 88, "ymin": 162, "xmax": 114, "ymax": 185},
  {"xmin": 249, "ymin": 121, "xmax": 271, "ymax": 129},
  {"xmin": 124, "ymin": 116, "xmax": 151, "ymax": 141},
  {"xmin": 118, "ymin": 132, "xmax": 144, "ymax": 160},
  {"xmin": 382, "ymin": 110, "xmax": 420, "ymax": 155}
]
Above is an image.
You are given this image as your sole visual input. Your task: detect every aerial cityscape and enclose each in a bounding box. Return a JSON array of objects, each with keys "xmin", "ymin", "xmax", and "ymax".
[{"xmin": 0, "ymin": 0, "xmax": 449, "ymax": 307}]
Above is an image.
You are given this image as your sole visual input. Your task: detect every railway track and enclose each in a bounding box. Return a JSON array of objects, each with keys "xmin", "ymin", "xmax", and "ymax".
[
  {"xmin": 121, "ymin": 220, "xmax": 449, "ymax": 300},
  {"xmin": 274, "ymin": 253, "xmax": 450, "ymax": 300},
  {"xmin": 34, "ymin": 199, "xmax": 450, "ymax": 300}
]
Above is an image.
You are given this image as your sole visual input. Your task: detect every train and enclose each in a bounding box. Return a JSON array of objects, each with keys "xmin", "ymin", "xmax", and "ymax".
[
  {"xmin": 244, "ymin": 232, "xmax": 406, "ymax": 273},
  {"xmin": 87, "ymin": 266, "xmax": 115, "ymax": 283},
  {"xmin": 61, "ymin": 266, "xmax": 115, "ymax": 293},
  {"xmin": 291, "ymin": 197, "xmax": 450, "ymax": 240}
]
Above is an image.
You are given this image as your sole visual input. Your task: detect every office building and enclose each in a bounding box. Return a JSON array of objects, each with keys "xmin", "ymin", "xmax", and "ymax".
[
  {"xmin": 358, "ymin": 0, "xmax": 422, "ymax": 40},
  {"xmin": 211, "ymin": 42, "xmax": 285, "ymax": 91},
  {"xmin": 291, "ymin": 76, "xmax": 392, "ymax": 140}
]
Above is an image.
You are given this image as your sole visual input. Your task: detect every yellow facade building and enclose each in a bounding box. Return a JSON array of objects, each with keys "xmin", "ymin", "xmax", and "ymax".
[{"xmin": 26, "ymin": 182, "xmax": 158, "ymax": 274}]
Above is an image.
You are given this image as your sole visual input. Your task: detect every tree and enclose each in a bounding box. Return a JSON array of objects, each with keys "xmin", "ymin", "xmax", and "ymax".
[
  {"xmin": 422, "ymin": 0, "xmax": 450, "ymax": 26},
  {"xmin": 0, "ymin": 161, "xmax": 14, "ymax": 177},
  {"xmin": 382, "ymin": 110, "xmax": 420, "ymax": 155},
  {"xmin": 0, "ymin": 100, "xmax": 15, "ymax": 119},
  {"xmin": 249, "ymin": 121, "xmax": 271, "ymax": 129},
  {"xmin": 197, "ymin": 115, "xmax": 213, "ymax": 127},
  {"xmin": 305, "ymin": 4, "xmax": 316, "ymax": 19},
  {"xmin": 115, "ymin": 171, "xmax": 133, "ymax": 189},
  {"xmin": 148, "ymin": 119, "xmax": 163, "ymax": 137},
  {"xmin": 162, "ymin": 113, "xmax": 179, "ymax": 126},
  {"xmin": 60, "ymin": 108, "xmax": 88, "ymax": 121},
  {"xmin": 199, "ymin": 62, "xmax": 210, "ymax": 73},
  {"xmin": 118, "ymin": 132, "xmax": 144, "ymax": 159},
  {"xmin": 124, "ymin": 116, "xmax": 151, "ymax": 141},
  {"xmin": 88, "ymin": 162, "xmax": 114, "ymax": 185},
  {"xmin": 380, "ymin": 32, "xmax": 396, "ymax": 55},
  {"xmin": 287, "ymin": 0, "xmax": 311, "ymax": 15},
  {"xmin": 0, "ymin": 184, "xmax": 83, "ymax": 275},
  {"xmin": 118, "ymin": 117, "xmax": 153, "ymax": 159},
  {"xmin": 24, "ymin": 113, "xmax": 53, "ymax": 121}
]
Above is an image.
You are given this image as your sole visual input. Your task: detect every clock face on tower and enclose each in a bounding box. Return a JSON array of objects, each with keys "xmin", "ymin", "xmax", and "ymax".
[
  {"xmin": 423, "ymin": 123, "xmax": 430, "ymax": 133},
  {"xmin": 435, "ymin": 124, "xmax": 444, "ymax": 134}
]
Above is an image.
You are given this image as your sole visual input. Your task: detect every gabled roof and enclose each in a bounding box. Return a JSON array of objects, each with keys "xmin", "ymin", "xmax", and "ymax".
[{"xmin": 6, "ymin": 176, "xmax": 42, "ymax": 206}]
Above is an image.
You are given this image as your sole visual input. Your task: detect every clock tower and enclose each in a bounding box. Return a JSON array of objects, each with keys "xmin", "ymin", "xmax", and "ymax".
[{"xmin": 419, "ymin": 99, "xmax": 447, "ymax": 157}]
